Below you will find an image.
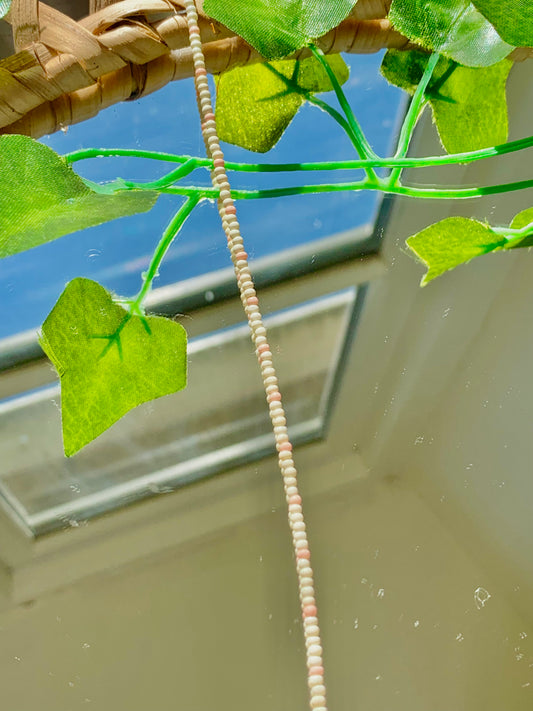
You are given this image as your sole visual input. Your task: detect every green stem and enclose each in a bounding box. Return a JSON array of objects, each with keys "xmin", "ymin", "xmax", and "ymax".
[
  {"xmin": 121, "ymin": 158, "xmax": 199, "ymax": 190},
  {"xmin": 65, "ymin": 133, "xmax": 533, "ymax": 173},
  {"xmin": 308, "ymin": 43, "xmax": 378, "ymax": 164},
  {"xmin": 494, "ymin": 220, "xmax": 533, "ymax": 248},
  {"xmin": 153, "ymin": 176, "xmax": 533, "ymax": 201},
  {"xmin": 131, "ymin": 195, "xmax": 200, "ymax": 308},
  {"xmin": 305, "ymin": 95, "xmax": 379, "ymax": 182},
  {"xmin": 389, "ymin": 52, "xmax": 440, "ymax": 186}
]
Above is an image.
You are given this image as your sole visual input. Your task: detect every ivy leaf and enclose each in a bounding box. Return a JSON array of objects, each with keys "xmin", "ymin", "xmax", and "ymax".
[
  {"xmin": 0, "ymin": 1, "xmax": 12, "ymax": 18},
  {"xmin": 204, "ymin": 0, "xmax": 356, "ymax": 59},
  {"xmin": 216, "ymin": 55, "xmax": 349, "ymax": 152},
  {"xmin": 40, "ymin": 278, "xmax": 187, "ymax": 456},
  {"xmin": 471, "ymin": 0, "xmax": 533, "ymax": 47},
  {"xmin": 0, "ymin": 135, "xmax": 158, "ymax": 257},
  {"xmin": 389, "ymin": 0, "xmax": 514, "ymax": 67},
  {"xmin": 381, "ymin": 50, "xmax": 511, "ymax": 153},
  {"xmin": 510, "ymin": 208, "xmax": 533, "ymax": 231},
  {"xmin": 406, "ymin": 217, "xmax": 507, "ymax": 285}
]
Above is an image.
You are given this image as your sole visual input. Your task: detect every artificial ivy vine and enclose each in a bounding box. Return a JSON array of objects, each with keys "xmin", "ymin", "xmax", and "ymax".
[{"xmin": 0, "ymin": 0, "xmax": 531, "ymax": 458}]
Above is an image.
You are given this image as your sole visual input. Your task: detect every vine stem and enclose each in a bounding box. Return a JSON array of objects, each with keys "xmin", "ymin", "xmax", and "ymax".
[
  {"xmin": 183, "ymin": 2, "xmax": 328, "ymax": 710},
  {"xmin": 64, "ymin": 132, "xmax": 533, "ymax": 171},
  {"xmin": 154, "ymin": 175, "xmax": 533, "ymax": 201},
  {"xmin": 132, "ymin": 195, "xmax": 200, "ymax": 308},
  {"xmin": 308, "ymin": 43, "xmax": 378, "ymax": 165},
  {"xmin": 388, "ymin": 52, "xmax": 440, "ymax": 187}
]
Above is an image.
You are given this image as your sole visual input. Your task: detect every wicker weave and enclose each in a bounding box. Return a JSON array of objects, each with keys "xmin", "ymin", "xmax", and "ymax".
[{"xmin": 0, "ymin": 0, "xmax": 530, "ymax": 139}]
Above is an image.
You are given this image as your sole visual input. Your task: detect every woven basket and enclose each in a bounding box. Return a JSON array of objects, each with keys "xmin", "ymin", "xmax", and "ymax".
[{"xmin": 0, "ymin": 0, "xmax": 530, "ymax": 139}]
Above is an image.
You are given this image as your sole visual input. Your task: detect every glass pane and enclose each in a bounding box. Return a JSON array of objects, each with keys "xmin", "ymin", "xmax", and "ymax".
[{"xmin": 0, "ymin": 289, "xmax": 357, "ymax": 535}]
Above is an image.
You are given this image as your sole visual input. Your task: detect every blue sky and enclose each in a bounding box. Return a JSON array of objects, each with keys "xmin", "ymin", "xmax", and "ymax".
[{"xmin": 0, "ymin": 52, "xmax": 403, "ymax": 339}]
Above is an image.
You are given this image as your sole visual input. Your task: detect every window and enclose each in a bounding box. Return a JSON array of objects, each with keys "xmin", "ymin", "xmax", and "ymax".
[{"xmin": 0, "ymin": 52, "xmax": 404, "ymax": 535}]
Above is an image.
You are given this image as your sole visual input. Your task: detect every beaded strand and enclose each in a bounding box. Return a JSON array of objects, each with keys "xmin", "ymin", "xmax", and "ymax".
[{"xmin": 183, "ymin": 2, "xmax": 328, "ymax": 709}]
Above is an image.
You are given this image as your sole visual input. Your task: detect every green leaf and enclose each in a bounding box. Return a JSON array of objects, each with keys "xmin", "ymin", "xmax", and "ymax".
[
  {"xmin": 381, "ymin": 50, "xmax": 511, "ymax": 153},
  {"xmin": 0, "ymin": 135, "xmax": 158, "ymax": 257},
  {"xmin": 0, "ymin": 1, "xmax": 12, "ymax": 18},
  {"xmin": 406, "ymin": 217, "xmax": 507, "ymax": 285},
  {"xmin": 40, "ymin": 278, "xmax": 187, "ymax": 456},
  {"xmin": 389, "ymin": 0, "xmax": 514, "ymax": 67},
  {"xmin": 216, "ymin": 55, "xmax": 349, "ymax": 152},
  {"xmin": 204, "ymin": 0, "xmax": 356, "ymax": 59},
  {"xmin": 510, "ymin": 207, "xmax": 533, "ymax": 232},
  {"xmin": 507, "ymin": 207, "xmax": 533, "ymax": 249},
  {"xmin": 471, "ymin": 0, "xmax": 533, "ymax": 47}
]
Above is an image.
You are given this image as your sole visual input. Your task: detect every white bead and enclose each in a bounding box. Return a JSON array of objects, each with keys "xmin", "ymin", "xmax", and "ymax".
[
  {"xmin": 306, "ymin": 625, "xmax": 320, "ymax": 637},
  {"xmin": 300, "ymin": 588, "xmax": 314, "ymax": 600},
  {"xmin": 301, "ymin": 596, "xmax": 315, "ymax": 606},
  {"xmin": 308, "ymin": 675, "xmax": 323, "ymax": 687},
  {"xmin": 286, "ymin": 486, "xmax": 298, "ymax": 497},
  {"xmin": 292, "ymin": 520, "xmax": 305, "ymax": 530},
  {"xmin": 307, "ymin": 656, "xmax": 322, "ymax": 667},
  {"xmin": 292, "ymin": 531, "xmax": 306, "ymax": 541},
  {"xmin": 310, "ymin": 696, "xmax": 326, "ymax": 708},
  {"xmin": 290, "ymin": 512, "xmax": 304, "ymax": 523},
  {"xmin": 303, "ymin": 615, "xmax": 317, "ymax": 625},
  {"xmin": 307, "ymin": 644, "xmax": 322, "ymax": 656},
  {"xmin": 304, "ymin": 635, "xmax": 321, "ymax": 646},
  {"xmin": 271, "ymin": 415, "xmax": 284, "ymax": 426},
  {"xmin": 300, "ymin": 576, "xmax": 314, "ymax": 588},
  {"xmin": 283, "ymin": 466, "xmax": 297, "ymax": 476},
  {"xmin": 311, "ymin": 685, "xmax": 326, "ymax": 696},
  {"xmin": 294, "ymin": 540, "xmax": 308, "ymax": 549}
]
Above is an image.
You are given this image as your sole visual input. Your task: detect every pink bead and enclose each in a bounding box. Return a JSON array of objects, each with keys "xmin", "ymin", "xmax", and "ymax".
[
  {"xmin": 195, "ymin": 67, "xmax": 207, "ymax": 77},
  {"xmin": 303, "ymin": 605, "xmax": 318, "ymax": 618},
  {"xmin": 225, "ymin": 205, "xmax": 237, "ymax": 215},
  {"xmin": 309, "ymin": 666, "xmax": 324, "ymax": 676},
  {"xmin": 247, "ymin": 296, "xmax": 259, "ymax": 306},
  {"xmin": 278, "ymin": 442, "xmax": 292, "ymax": 452},
  {"xmin": 257, "ymin": 343, "xmax": 269, "ymax": 353},
  {"xmin": 289, "ymin": 495, "xmax": 302, "ymax": 505},
  {"xmin": 235, "ymin": 251, "xmax": 247, "ymax": 261},
  {"xmin": 213, "ymin": 158, "xmax": 225, "ymax": 168},
  {"xmin": 204, "ymin": 112, "xmax": 215, "ymax": 121},
  {"xmin": 297, "ymin": 549, "xmax": 311, "ymax": 560},
  {"xmin": 267, "ymin": 392, "xmax": 281, "ymax": 402}
]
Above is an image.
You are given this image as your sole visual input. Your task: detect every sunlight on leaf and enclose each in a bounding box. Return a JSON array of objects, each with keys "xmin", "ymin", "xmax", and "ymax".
[
  {"xmin": 216, "ymin": 55, "xmax": 348, "ymax": 152},
  {"xmin": 406, "ymin": 217, "xmax": 507, "ymax": 285},
  {"xmin": 389, "ymin": 0, "xmax": 513, "ymax": 67},
  {"xmin": 40, "ymin": 279, "xmax": 187, "ymax": 456},
  {"xmin": 381, "ymin": 50, "xmax": 511, "ymax": 153},
  {"xmin": 0, "ymin": 135, "xmax": 157, "ymax": 257},
  {"xmin": 471, "ymin": 0, "xmax": 533, "ymax": 47},
  {"xmin": 204, "ymin": 0, "xmax": 356, "ymax": 59}
]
